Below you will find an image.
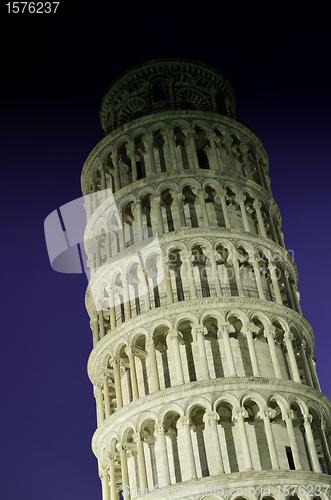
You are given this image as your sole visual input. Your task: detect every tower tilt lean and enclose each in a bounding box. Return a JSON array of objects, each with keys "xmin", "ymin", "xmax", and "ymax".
[{"xmin": 81, "ymin": 57, "xmax": 331, "ymax": 500}]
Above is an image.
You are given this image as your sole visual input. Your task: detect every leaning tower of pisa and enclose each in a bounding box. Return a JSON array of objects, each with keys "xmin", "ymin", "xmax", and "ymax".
[{"xmin": 81, "ymin": 57, "xmax": 331, "ymax": 500}]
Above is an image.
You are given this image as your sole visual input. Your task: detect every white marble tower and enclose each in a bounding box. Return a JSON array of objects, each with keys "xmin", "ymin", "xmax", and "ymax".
[{"xmin": 81, "ymin": 57, "xmax": 331, "ymax": 500}]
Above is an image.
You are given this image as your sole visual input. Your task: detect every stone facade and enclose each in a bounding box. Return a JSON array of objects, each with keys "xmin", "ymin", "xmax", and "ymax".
[{"xmin": 81, "ymin": 58, "xmax": 331, "ymax": 500}]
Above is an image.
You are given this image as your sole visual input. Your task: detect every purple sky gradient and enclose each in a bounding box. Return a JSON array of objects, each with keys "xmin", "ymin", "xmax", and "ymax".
[{"xmin": 1, "ymin": 4, "xmax": 330, "ymax": 500}]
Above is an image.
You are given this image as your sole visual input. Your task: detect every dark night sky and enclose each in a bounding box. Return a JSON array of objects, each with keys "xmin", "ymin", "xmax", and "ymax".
[{"xmin": 1, "ymin": 3, "xmax": 330, "ymax": 499}]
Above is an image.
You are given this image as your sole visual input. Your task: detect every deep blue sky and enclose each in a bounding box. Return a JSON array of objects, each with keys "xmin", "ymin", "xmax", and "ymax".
[{"xmin": 1, "ymin": 3, "xmax": 330, "ymax": 500}]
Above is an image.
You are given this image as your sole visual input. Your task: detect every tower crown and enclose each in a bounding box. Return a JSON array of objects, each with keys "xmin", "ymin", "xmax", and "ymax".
[{"xmin": 99, "ymin": 57, "xmax": 236, "ymax": 132}]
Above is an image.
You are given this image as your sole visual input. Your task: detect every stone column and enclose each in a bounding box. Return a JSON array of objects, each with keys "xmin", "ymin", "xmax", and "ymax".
[
  {"xmin": 283, "ymin": 331, "xmax": 301, "ymax": 383},
  {"xmin": 94, "ymin": 383, "xmax": 104, "ymax": 426},
  {"xmin": 253, "ymin": 200, "xmax": 268, "ymax": 237},
  {"xmin": 92, "ymin": 180, "xmax": 98, "ymax": 211},
  {"xmin": 105, "ymin": 225, "xmax": 111, "ymax": 260},
  {"xmin": 169, "ymin": 329, "xmax": 184, "ymax": 384},
  {"xmin": 133, "ymin": 433, "xmax": 148, "ymax": 490},
  {"xmin": 175, "ymin": 191, "xmax": 186, "ymax": 227},
  {"xmin": 269, "ymin": 264, "xmax": 283, "ymax": 304},
  {"xmin": 163, "ymin": 260, "xmax": 174, "ymax": 305},
  {"xmin": 319, "ymin": 420, "xmax": 331, "ymax": 474},
  {"xmin": 112, "ymin": 152, "xmax": 121, "ymax": 191},
  {"xmin": 204, "ymin": 411, "xmax": 224, "ymax": 473},
  {"xmin": 125, "ymin": 346, "xmax": 139, "ymax": 401},
  {"xmin": 98, "ymin": 310, "xmax": 105, "ymax": 339},
  {"xmin": 275, "ymin": 220, "xmax": 285, "ymax": 248},
  {"xmin": 197, "ymin": 189, "xmax": 209, "ymax": 227},
  {"xmin": 250, "ymin": 258, "xmax": 266, "ymax": 300},
  {"xmin": 239, "ymin": 144, "xmax": 253, "ymax": 179},
  {"xmin": 299, "ymin": 340, "xmax": 314, "ymax": 387},
  {"xmin": 100, "ymin": 466, "xmax": 111, "ymax": 500},
  {"xmin": 127, "ymin": 144, "xmax": 138, "ymax": 182},
  {"xmin": 84, "ymin": 195, "xmax": 93, "ymax": 220},
  {"xmin": 112, "ymin": 358, "xmax": 123, "ymax": 409},
  {"xmin": 108, "ymin": 456, "xmax": 117, "ymax": 500},
  {"xmin": 148, "ymin": 136, "xmax": 157, "ymax": 174},
  {"xmin": 283, "ymin": 270, "xmax": 295, "ymax": 309},
  {"xmin": 233, "ymin": 409, "xmax": 253, "ymax": 470},
  {"xmin": 206, "ymin": 250, "xmax": 222, "ymax": 296},
  {"xmin": 307, "ymin": 354, "xmax": 321, "ymax": 391},
  {"xmin": 242, "ymin": 323, "xmax": 261, "ymax": 377},
  {"xmin": 236, "ymin": 194, "xmax": 250, "ymax": 232},
  {"xmin": 257, "ymin": 408, "xmax": 279, "ymax": 469},
  {"xmin": 122, "ymin": 277, "xmax": 131, "ymax": 320},
  {"xmin": 303, "ymin": 413, "xmax": 320, "ymax": 472},
  {"xmin": 116, "ymin": 444, "xmax": 130, "ymax": 497},
  {"xmin": 229, "ymin": 252, "xmax": 244, "ymax": 297},
  {"xmin": 155, "ymin": 424, "xmax": 171, "ymax": 486},
  {"xmin": 218, "ymin": 324, "xmax": 237, "ymax": 377},
  {"xmin": 195, "ymin": 326, "xmax": 209, "ymax": 380},
  {"xmin": 223, "ymin": 137, "xmax": 236, "ymax": 173},
  {"xmin": 264, "ymin": 327, "xmax": 282, "ymax": 379},
  {"xmin": 133, "ymin": 201, "xmax": 143, "ymax": 242},
  {"xmin": 107, "ymin": 286, "xmax": 116, "ymax": 330},
  {"xmin": 291, "ymin": 283, "xmax": 302, "ymax": 314},
  {"xmin": 219, "ymin": 189, "xmax": 231, "ymax": 229},
  {"xmin": 103, "ymin": 374, "xmax": 111, "ymax": 419},
  {"xmin": 267, "ymin": 211, "xmax": 278, "ymax": 243},
  {"xmin": 282, "ymin": 409, "xmax": 302, "ymax": 470},
  {"xmin": 95, "ymin": 236, "xmax": 101, "ymax": 268},
  {"xmin": 180, "ymin": 250, "xmax": 196, "ymax": 299},
  {"xmin": 207, "ymin": 133, "xmax": 220, "ymax": 169},
  {"xmin": 153, "ymin": 196, "xmax": 164, "ymax": 234},
  {"xmin": 146, "ymin": 338, "xmax": 160, "ymax": 393},
  {"xmin": 178, "ymin": 417, "xmax": 197, "ymax": 479},
  {"xmin": 100, "ymin": 168, "xmax": 107, "ymax": 199},
  {"xmin": 90, "ymin": 313, "xmax": 99, "ymax": 347},
  {"xmin": 186, "ymin": 133, "xmax": 199, "ymax": 169},
  {"xmin": 166, "ymin": 132, "xmax": 178, "ymax": 172}
]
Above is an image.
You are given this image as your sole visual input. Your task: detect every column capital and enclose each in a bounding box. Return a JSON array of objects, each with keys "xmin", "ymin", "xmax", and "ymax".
[
  {"xmin": 268, "ymin": 263, "xmax": 278, "ymax": 273},
  {"xmin": 218, "ymin": 322, "xmax": 235, "ymax": 336},
  {"xmin": 241, "ymin": 322, "xmax": 259, "ymax": 336},
  {"xmin": 146, "ymin": 337, "xmax": 157, "ymax": 349},
  {"xmin": 239, "ymin": 144, "xmax": 250, "ymax": 153},
  {"xmin": 180, "ymin": 250, "xmax": 192, "ymax": 262},
  {"xmin": 300, "ymin": 338, "xmax": 307, "ymax": 350},
  {"xmin": 206, "ymin": 133, "xmax": 217, "ymax": 141},
  {"xmin": 155, "ymin": 423, "xmax": 168, "ymax": 435},
  {"xmin": 282, "ymin": 409, "xmax": 295, "ymax": 421},
  {"xmin": 195, "ymin": 325, "xmax": 206, "ymax": 337},
  {"xmin": 257, "ymin": 407, "xmax": 276, "ymax": 420},
  {"xmin": 125, "ymin": 345, "xmax": 137, "ymax": 358},
  {"xmin": 233, "ymin": 408, "xmax": 249, "ymax": 421},
  {"xmin": 283, "ymin": 331, "xmax": 294, "ymax": 343},
  {"xmin": 303, "ymin": 413, "xmax": 313, "ymax": 425},
  {"xmin": 133, "ymin": 432, "xmax": 144, "ymax": 444},
  {"xmin": 252, "ymin": 199, "xmax": 262, "ymax": 209},
  {"xmin": 264, "ymin": 326, "xmax": 276, "ymax": 339},
  {"xmin": 110, "ymin": 357, "xmax": 121, "ymax": 367},
  {"xmin": 116, "ymin": 442, "xmax": 127, "ymax": 453},
  {"xmin": 222, "ymin": 136, "xmax": 233, "ymax": 146},
  {"xmin": 111, "ymin": 152, "xmax": 121, "ymax": 162},
  {"xmin": 126, "ymin": 143, "xmax": 136, "ymax": 155},
  {"xmin": 99, "ymin": 466, "xmax": 108, "ymax": 479},
  {"xmin": 203, "ymin": 411, "xmax": 219, "ymax": 425},
  {"xmin": 235, "ymin": 193, "xmax": 246, "ymax": 204},
  {"xmin": 178, "ymin": 416, "xmax": 193, "ymax": 428},
  {"xmin": 168, "ymin": 328, "xmax": 183, "ymax": 341}
]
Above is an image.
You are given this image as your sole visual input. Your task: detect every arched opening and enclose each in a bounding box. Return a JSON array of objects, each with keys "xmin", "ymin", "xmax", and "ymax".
[{"xmin": 216, "ymin": 401, "xmax": 238, "ymax": 472}]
